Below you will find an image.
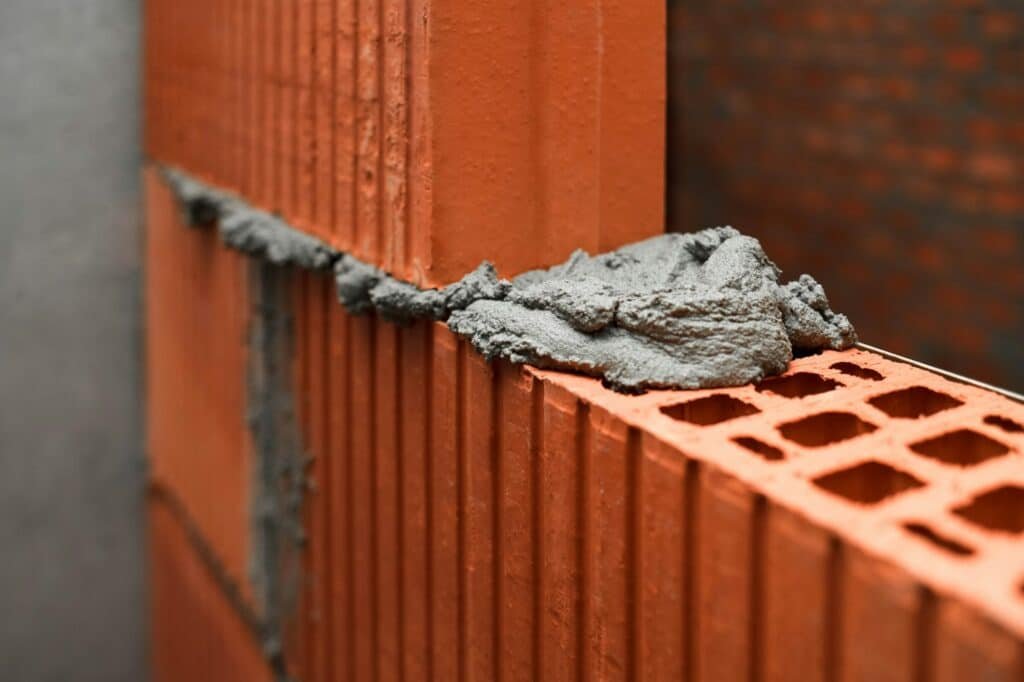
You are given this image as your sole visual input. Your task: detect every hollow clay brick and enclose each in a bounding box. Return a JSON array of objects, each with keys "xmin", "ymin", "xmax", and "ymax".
[
  {"xmin": 148, "ymin": 218, "xmax": 1024, "ymax": 681},
  {"xmin": 524, "ymin": 345, "xmax": 1024, "ymax": 681},
  {"xmin": 144, "ymin": 0, "xmax": 664, "ymax": 286},
  {"xmin": 147, "ymin": 178, "xmax": 1024, "ymax": 679},
  {"xmin": 429, "ymin": 325, "xmax": 461, "ymax": 682},
  {"xmin": 637, "ymin": 434, "xmax": 687, "ymax": 681}
]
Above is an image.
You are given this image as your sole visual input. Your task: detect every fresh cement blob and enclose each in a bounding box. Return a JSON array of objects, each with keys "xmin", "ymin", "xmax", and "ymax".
[
  {"xmin": 446, "ymin": 228, "xmax": 856, "ymax": 391},
  {"xmin": 335, "ymin": 228, "xmax": 856, "ymax": 391},
  {"xmin": 163, "ymin": 167, "xmax": 856, "ymax": 392}
]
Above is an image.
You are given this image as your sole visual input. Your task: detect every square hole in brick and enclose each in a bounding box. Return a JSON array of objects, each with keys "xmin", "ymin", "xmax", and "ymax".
[
  {"xmin": 984, "ymin": 415, "xmax": 1024, "ymax": 434},
  {"xmin": 732, "ymin": 436, "xmax": 784, "ymax": 461},
  {"xmin": 902, "ymin": 522, "xmax": 975, "ymax": 557},
  {"xmin": 868, "ymin": 386, "xmax": 963, "ymax": 419},
  {"xmin": 909, "ymin": 429, "xmax": 1010, "ymax": 467},
  {"xmin": 755, "ymin": 372, "xmax": 843, "ymax": 398},
  {"xmin": 953, "ymin": 485, "xmax": 1024, "ymax": 535},
  {"xmin": 813, "ymin": 460, "xmax": 925, "ymax": 505},
  {"xmin": 830, "ymin": 362, "xmax": 883, "ymax": 381},
  {"xmin": 778, "ymin": 411, "xmax": 877, "ymax": 447},
  {"xmin": 660, "ymin": 394, "xmax": 760, "ymax": 426}
]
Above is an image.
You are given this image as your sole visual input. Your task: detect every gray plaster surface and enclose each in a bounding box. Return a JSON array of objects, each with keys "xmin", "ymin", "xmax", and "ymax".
[
  {"xmin": 168, "ymin": 170, "xmax": 856, "ymax": 392},
  {"xmin": 0, "ymin": 2, "xmax": 144, "ymax": 680}
]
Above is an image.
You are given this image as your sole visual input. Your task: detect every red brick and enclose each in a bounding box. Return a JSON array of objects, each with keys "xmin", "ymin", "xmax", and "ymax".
[
  {"xmin": 638, "ymin": 435, "xmax": 687, "ymax": 681},
  {"xmin": 150, "ymin": 498, "xmax": 272, "ymax": 682},
  {"xmin": 150, "ymin": 239, "xmax": 1024, "ymax": 681},
  {"xmin": 429, "ymin": 325, "xmax": 461, "ymax": 681},
  {"xmin": 145, "ymin": 0, "xmax": 664, "ymax": 287},
  {"xmin": 145, "ymin": 168, "xmax": 254, "ymax": 600}
]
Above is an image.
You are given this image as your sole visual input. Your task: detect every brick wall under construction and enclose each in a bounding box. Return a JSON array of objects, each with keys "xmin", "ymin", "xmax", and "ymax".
[
  {"xmin": 147, "ymin": 169, "xmax": 1024, "ymax": 680},
  {"xmin": 144, "ymin": 0, "xmax": 1024, "ymax": 680}
]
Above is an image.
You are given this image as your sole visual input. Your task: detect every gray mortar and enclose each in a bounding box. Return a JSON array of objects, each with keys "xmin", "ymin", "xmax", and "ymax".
[
  {"xmin": 162, "ymin": 167, "xmax": 856, "ymax": 392},
  {"xmin": 246, "ymin": 260, "xmax": 307, "ymax": 682},
  {"xmin": 162, "ymin": 167, "xmax": 337, "ymax": 270}
]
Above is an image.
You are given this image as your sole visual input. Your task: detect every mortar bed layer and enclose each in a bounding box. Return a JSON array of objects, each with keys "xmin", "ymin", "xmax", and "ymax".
[{"xmin": 162, "ymin": 166, "xmax": 856, "ymax": 391}]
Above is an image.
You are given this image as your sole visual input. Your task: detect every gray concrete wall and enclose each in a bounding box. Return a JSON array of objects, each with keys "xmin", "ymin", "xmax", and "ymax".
[{"xmin": 0, "ymin": 2, "xmax": 145, "ymax": 680}]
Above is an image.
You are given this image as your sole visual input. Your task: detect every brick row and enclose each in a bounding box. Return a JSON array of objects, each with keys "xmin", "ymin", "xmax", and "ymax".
[
  {"xmin": 145, "ymin": 167, "xmax": 253, "ymax": 598},
  {"xmin": 144, "ymin": 0, "xmax": 664, "ymax": 286}
]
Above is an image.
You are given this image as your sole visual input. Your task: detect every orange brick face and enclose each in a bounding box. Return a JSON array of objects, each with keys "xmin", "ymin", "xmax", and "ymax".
[
  {"xmin": 290, "ymin": 305, "xmax": 1024, "ymax": 679},
  {"xmin": 148, "ymin": 162, "xmax": 1024, "ymax": 679},
  {"xmin": 144, "ymin": 3, "xmax": 1024, "ymax": 676},
  {"xmin": 147, "ymin": 204, "xmax": 1024, "ymax": 679},
  {"xmin": 145, "ymin": 0, "xmax": 664, "ymax": 287},
  {"xmin": 149, "ymin": 497, "xmax": 273, "ymax": 682},
  {"xmin": 145, "ymin": 168, "xmax": 254, "ymax": 597},
  {"xmin": 535, "ymin": 347, "xmax": 1024, "ymax": 678}
]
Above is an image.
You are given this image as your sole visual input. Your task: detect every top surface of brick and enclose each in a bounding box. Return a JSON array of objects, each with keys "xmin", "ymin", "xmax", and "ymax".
[{"xmin": 531, "ymin": 348, "xmax": 1024, "ymax": 638}]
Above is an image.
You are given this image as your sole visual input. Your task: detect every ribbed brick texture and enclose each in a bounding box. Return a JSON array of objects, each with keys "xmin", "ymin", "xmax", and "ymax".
[
  {"xmin": 666, "ymin": 0, "xmax": 1024, "ymax": 390},
  {"xmin": 144, "ymin": 0, "xmax": 664, "ymax": 286},
  {"xmin": 292, "ymin": 326, "xmax": 1024, "ymax": 681},
  {"xmin": 147, "ymin": 169, "xmax": 1024, "ymax": 679}
]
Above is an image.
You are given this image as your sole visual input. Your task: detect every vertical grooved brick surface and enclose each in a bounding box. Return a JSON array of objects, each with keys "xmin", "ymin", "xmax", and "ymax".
[
  {"xmin": 463, "ymin": 348, "xmax": 498, "ymax": 680},
  {"xmin": 398, "ymin": 320, "xmax": 431, "ymax": 681},
  {"xmin": 763, "ymin": 504, "xmax": 828, "ymax": 682},
  {"xmin": 429, "ymin": 324, "xmax": 460, "ymax": 681},
  {"xmin": 144, "ymin": 0, "xmax": 663, "ymax": 286}
]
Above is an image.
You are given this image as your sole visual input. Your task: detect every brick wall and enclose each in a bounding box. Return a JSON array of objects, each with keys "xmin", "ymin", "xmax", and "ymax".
[
  {"xmin": 147, "ymin": 168, "xmax": 1024, "ymax": 680},
  {"xmin": 667, "ymin": 0, "xmax": 1024, "ymax": 391}
]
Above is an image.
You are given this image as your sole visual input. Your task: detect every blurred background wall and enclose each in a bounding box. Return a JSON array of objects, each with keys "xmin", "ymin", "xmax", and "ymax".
[
  {"xmin": 668, "ymin": 0, "xmax": 1024, "ymax": 391},
  {"xmin": 0, "ymin": 2, "xmax": 144, "ymax": 680}
]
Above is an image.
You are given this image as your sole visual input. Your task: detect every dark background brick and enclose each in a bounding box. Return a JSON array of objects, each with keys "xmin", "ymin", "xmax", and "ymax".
[{"xmin": 667, "ymin": 0, "xmax": 1023, "ymax": 391}]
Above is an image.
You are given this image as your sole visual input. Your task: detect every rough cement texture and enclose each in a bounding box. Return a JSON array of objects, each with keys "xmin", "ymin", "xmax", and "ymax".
[
  {"xmin": 163, "ymin": 168, "xmax": 336, "ymax": 270},
  {"xmin": 246, "ymin": 261, "xmax": 308, "ymax": 682},
  {"xmin": 0, "ymin": 2, "xmax": 144, "ymax": 680},
  {"xmin": 448, "ymin": 229, "xmax": 856, "ymax": 390},
  {"xmin": 165, "ymin": 169, "xmax": 855, "ymax": 392}
]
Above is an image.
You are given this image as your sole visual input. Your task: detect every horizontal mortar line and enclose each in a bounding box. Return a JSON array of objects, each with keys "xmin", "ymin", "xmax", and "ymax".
[{"xmin": 856, "ymin": 342, "xmax": 1024, "ymax": 405}]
